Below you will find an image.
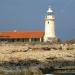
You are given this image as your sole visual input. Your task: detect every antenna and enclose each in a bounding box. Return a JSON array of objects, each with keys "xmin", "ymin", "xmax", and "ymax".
[
  {"xmin": 48, "ymin": 5, "xmax": 51, "ymax": 8},
  {"xmin": 47, "ymin": 5, "xmax": 53, "ymax": 13}
]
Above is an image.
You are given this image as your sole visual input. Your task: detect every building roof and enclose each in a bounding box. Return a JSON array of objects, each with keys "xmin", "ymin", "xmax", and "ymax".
[
  {"xmin": 47, "ymin": 7, "xmax": 53, "ymax": 13},
  {"xmin": 0, "ymin": 32, "xmax": 44, "ymax": 39}
]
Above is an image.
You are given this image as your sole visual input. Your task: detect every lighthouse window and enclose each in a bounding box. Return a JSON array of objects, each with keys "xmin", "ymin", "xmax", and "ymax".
[{"xmin": 48, "ymin": 21, "xmax": 49, "ymax": 24}]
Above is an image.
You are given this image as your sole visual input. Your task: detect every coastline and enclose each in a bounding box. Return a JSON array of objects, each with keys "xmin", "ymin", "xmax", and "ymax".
[{"xmin": 0, "ymin": 42, "xmax": 75, "ymax": 74}]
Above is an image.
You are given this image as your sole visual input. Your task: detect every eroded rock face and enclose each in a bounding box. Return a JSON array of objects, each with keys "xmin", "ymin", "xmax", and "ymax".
[
  {"xmin": 0, "ymin": 59, "xmax": 75, "ymax": 74},
  {"xmin": 0, "ymin": 42, "xmax": 75, "ymax": 74}
]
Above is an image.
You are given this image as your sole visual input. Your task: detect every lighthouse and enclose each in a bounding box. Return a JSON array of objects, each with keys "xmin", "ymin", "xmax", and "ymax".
[{"xmin": 44, "ymin": 7, "xmax": 57, "ymax": 42}]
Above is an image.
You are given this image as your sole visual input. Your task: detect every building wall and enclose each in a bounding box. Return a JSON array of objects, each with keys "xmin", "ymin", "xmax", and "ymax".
[{"xmin": 0, "ymin": 37, "xmax": 43, "ymax": 43}]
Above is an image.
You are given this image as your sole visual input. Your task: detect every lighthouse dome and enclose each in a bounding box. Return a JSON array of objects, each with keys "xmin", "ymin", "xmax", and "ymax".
[{"xmin": 47, "ymin": 7, "xmax": 53, "ymax": 15}]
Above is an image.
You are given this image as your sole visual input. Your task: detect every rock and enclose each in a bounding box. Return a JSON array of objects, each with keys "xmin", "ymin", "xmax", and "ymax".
[{"xmin": 29, "ymin": 66, "xmax": 43, "ymax": 75}]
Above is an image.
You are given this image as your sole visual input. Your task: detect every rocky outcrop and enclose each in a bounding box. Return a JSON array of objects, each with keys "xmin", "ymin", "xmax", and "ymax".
[{"xmin": 0, "ymin": 42, "xmax": 75, "ymax": 74}]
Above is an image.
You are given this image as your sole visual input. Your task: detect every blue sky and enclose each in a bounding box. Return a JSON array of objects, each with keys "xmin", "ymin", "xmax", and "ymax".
[{"xmin": 0, "ymin": 0, "xmax": 75, "ymax": 41}]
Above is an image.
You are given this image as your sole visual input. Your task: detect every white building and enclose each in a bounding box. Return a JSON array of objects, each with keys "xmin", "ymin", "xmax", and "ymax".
[
  {"xmin": 0, "ymin": 7, "xmax": 58, "ymax": 43},
  {"xmin": 44, "ymin": 7, "xmax": 57, "ymax": 42}
]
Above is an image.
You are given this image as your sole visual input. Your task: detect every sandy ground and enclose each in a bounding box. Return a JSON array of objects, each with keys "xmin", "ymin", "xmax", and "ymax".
[{"xmin": 0, "ymin": 43, "xmax": 75, "ymax": 63}]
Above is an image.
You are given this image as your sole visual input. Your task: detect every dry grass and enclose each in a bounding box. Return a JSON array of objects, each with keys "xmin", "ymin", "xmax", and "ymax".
[{"xmin": 0, "ymin": 43, "xmax": 75, "ymax": 63}]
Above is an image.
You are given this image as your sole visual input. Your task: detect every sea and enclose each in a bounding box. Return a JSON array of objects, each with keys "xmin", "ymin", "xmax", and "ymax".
[
  {"xmin": 0, "ymin": 72, "xmax": 75, "ymax": 75},
  {"xmin": 45, "ymin": 73, "xmax": 75, "ymax": 75}
]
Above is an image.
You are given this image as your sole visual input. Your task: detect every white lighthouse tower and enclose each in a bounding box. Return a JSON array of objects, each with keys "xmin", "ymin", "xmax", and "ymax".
[{"xmin": 44, "ymin": 7, "xmax": 57, "ymax": 42}]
